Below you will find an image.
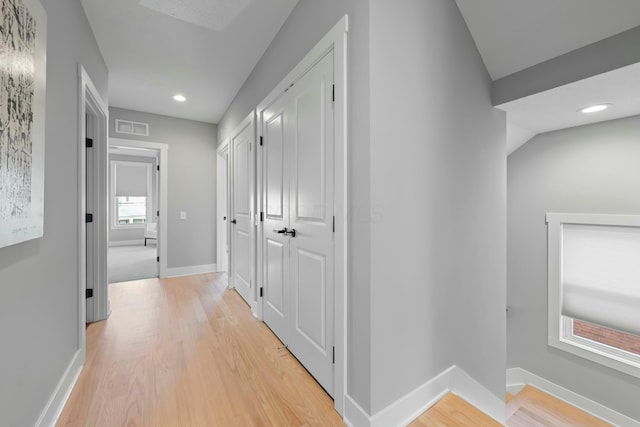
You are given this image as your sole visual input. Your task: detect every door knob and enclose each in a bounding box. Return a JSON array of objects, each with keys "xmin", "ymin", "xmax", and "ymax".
[
  {"xmin": 284, "ymin": 228, "xmax": 296, "ymax": 238},
  {"xmin": 273, "ymin": 227, "xmax": 288, "ymax": 234},
  {"xmin": 231, "ymin": 219, "xmax": 237, "ymax": 224}
]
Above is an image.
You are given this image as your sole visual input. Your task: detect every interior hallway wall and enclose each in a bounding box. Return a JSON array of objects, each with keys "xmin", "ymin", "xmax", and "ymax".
[
  {"xmin": 109, "ymin": 107, "xmax": 218, "ymax": 270},
  {"xmin": 0, "ymin": 0, "xmax": 108, "ymax": 424},
  {"xmin": 368, "ymin": 0, "xmax": 506, "ymax": 412},
  {"xmin": 508, "ymin": 115, "xmax": 640, "ymax": 421}
]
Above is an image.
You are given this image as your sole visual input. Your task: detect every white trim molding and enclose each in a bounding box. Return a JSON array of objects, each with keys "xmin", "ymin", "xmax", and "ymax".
[
  {"xmin": 507, "ymin": 367, "xmax": 640, "ymax": 427},
  {"xmin": 344, "ymin": 366, "xmax": 504, "ymax": 427},
  {"xmin": 35, "ymin": 350, "xmax": 83, "ymax": 427},
  {"xmin": 108, "ymin": 239, "xmax": 145, "ymax": 247},
  {"xmin": 165, "ymin": 264, "xmax": 218, "ymax": 278}
]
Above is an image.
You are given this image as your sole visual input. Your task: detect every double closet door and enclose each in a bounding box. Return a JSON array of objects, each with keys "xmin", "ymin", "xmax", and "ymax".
[{"xmin": 261, "ymin": 51, "xmax": 335, "ymax": 396}]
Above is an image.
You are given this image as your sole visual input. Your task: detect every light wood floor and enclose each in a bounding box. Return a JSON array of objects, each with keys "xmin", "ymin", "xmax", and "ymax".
[
  {"xmin": 57, "ymin": 273, "xmax": 344, "ymax": 426},
  {"xmin": 507, "ymin": 385, "xmax": 612, "ymax": 426},
  {"xmin": 409, "ymin": 393, "xmax": 503, "ymax": 427}
]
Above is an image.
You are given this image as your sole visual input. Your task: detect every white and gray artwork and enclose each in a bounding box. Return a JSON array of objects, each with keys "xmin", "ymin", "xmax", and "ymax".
[{"xmin": 0, "ymin": 0, "xmax": 36, "ymax": 222}]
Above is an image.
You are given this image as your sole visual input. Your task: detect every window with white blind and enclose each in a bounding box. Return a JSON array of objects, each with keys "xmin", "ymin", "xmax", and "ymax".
[
  {"xmin": 110, "ymin": 161, "xmax": 152, "ymax": 228},
  {"xmin": 547, "ymin": 213, "xmax": 640, "ymax": 378}
]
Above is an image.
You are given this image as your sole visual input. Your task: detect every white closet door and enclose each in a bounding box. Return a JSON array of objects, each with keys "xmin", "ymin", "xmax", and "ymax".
[
  {"xmin": 231, "ymin": 118, "xmax": 255, "ymax": 306},
  {"xmin": 262, "ymin": 94, "xmax": 291, "ymax": 342},
  {"xmin": 260, "ymin": 51, "xmax": 335, "ymax": 395},
  {"xmin": 287, "ymin": 51, "xmax": 335, "ymax": 395}
]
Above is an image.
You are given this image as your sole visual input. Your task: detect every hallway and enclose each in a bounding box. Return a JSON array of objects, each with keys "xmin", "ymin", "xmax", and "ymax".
[{"xmin": 57, "ymin": 274, "xmax": 343, "ymax": 426}]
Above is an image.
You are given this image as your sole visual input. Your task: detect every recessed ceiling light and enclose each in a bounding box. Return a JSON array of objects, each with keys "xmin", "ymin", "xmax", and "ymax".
[
  {"xmin": 580, "ymin": 104, "xmax": 610, "ymax": 114},
  {"xmin": 173, "ymin": 94, "xmax": 186, "ymax": 102}
]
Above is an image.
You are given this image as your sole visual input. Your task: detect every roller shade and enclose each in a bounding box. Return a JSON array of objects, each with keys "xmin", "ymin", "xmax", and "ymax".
[
  {"xmin": 114, "ymin": 163, "xmax": 149, "ymax": 197},
  {"xmin": 562, "ymin": 223, "xmax": 640, "ymax": 337}
]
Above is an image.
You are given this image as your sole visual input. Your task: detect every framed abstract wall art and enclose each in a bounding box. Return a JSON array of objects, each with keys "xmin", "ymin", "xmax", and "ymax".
[{"xmin": 0, "ymin": 0, "xmax": 47, "ymax": 248}]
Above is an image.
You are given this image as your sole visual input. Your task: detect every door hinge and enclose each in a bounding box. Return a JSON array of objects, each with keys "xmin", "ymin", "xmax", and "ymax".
[
  {"xmin": 157, "ymin": 256, "xmax": 160, "ymax": 262},
  {"xmin": 157, "ymin": 165, "xmax": 160, "ymax": 171},
  {"xmin": 332, "ymin": 346, "xmax": 335, "ymax": 364},
  {"xmin": 260, "ymin": 136, "xmax": 263, "ymax": 146},
  {"xmin": 332, "ymin": 216, "xmax": 335, "ymax": 233},
  {"xmin": 260, "ymin": 287, "xmax": 263, "ymax": 297},
  {"xmin": 332, "ymin": 85, "xmax": 335, "ymax": 103},
  {"xmin": 85, "ymin": 138, "xmax": 93, "ymax": 148},
  {"xmin": 85, "ymin": 213, "xmax": 93, "ymax": 223},
  {"xmin": 260, "ymin": 212, "xmax": 264, "ymax": 222},
  {"xmin": 85, "ymin": 289, "xmax": 93, "ymax": 298},
  {"xmin": 157, "ymin": 210, "xmax": 160, "ymax": 217},
  {"xmin": 250, "ymin": 143, "xmax": 252, "ymax": 152}
]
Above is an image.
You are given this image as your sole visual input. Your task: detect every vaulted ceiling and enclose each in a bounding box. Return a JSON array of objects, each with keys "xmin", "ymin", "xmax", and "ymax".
[
  {"xmin": 81, "ymin": 0, "xmax": 298, "ymax": 124},
  {"xmin": 83, "ymin": 0, "xmax": 640, "ymax": 154}
]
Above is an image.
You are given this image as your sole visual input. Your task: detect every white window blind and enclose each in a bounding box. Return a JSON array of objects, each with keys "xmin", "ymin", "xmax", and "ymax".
[
  {"xmin": 562, "ymin": 223, "xmax": 640, "ymax": 337},
  {"xmin": 114, "ymin": 163, "xmax": 149, "ymax": 197}
]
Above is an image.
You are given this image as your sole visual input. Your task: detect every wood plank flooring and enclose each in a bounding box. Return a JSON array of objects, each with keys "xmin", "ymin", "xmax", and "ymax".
[
  {"xmin": 506, "ymin": 385, "xmax": 612, "ymax": 427},
  {"xmin": 57, "ymin": 274, "xmax": 344, "ymax": 426},
  {"xmin": 409, "ymin": 393, "xmax": 502, "ymax": 427}
]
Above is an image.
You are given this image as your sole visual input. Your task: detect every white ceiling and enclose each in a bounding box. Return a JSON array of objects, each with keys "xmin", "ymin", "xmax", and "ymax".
[
  {"xmin": 81, "ymin": 0, "xmax": 298, "ymax": 124},
  {"xmin": 455, "ymin": 0, "xmax": 640, "ymax": 80},
  {"xmin": 455, "ymin": 0, "xmax": 640, "ymax": 155}
]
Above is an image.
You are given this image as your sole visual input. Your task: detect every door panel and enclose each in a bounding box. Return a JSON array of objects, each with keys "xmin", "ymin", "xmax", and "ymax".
[
  {"xmin": 265, "ymin": 114, "xmax": 285, "ymax": 219},
  {"xmin": 295, "ymin": 80, "xmax": 326, "ymax": 222},
  {"xmin": 295, "ymin": 248, "xmax": 326, "ymax": 349},
  {"xmin": 231, "ymin": 119, "xmax": 254, "ymax": 306}
]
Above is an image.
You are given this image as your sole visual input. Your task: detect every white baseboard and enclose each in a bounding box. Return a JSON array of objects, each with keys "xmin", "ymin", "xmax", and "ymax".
[
  {"xmin": 507, "ymin": 367, "xmax": 640, "ymax": 426},
  {"xmin": 108, "ymin": 239, "xmax": 144, "ymax": 247},
  {"xmin": 344, "ymin": 365, "xmax": 504, "ymax": 427},
  {"xmin": 35, "ymin": 349, "xmax": 84, "ymax": 427},
  {"xmin": 165, "ymin": 264, "xmax": 217, "ymax": 278}
]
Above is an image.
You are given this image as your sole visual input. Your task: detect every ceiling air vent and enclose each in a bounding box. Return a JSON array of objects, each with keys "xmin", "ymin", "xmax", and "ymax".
[{"xmin": 115, "ymin": 119, "xmax": 149, "ymax": 137}]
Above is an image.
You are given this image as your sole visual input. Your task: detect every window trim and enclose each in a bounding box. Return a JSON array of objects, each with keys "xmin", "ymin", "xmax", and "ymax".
[
  {"xmin": 547, "ymin": 212, "xmax": 640, "ymax": 379},
  {"xmin": 110, "ymin": 160, "xmax": 153, "ymax": 230}
]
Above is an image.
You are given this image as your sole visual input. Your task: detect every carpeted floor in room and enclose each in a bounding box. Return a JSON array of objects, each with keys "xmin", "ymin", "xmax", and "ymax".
[{"xmin": 108, "ymin": 244, "xmax": 158, "ymax": 284}]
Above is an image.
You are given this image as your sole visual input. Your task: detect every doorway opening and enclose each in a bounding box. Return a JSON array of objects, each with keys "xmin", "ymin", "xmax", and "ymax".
[{"xmin": 107, "ymin": 147, "xmax": 159, "ymax": 283}]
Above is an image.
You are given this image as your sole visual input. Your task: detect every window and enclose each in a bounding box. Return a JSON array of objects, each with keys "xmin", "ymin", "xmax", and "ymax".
[
  {"xmin": 115, "ymin": 196, "xmax": 147, "ymax": 225},
  {"xmin": 110, "ymin": 161, "xmax": 152, "ymax": 228},
  {"xmin": 547, "ymin": 213, "xmax": 640, "ymax": 378}
]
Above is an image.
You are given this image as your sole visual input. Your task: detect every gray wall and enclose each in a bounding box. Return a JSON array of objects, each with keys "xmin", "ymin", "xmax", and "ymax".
[
  {"xmin": 368, "ymin": 0, "xmax": 506, "ymax": 412},
  {"xmin": 108, "ymin": 154, "xmax": 158, "ymax": 243},
  {"xmin": 507, "ymin": 115, "xmax": 640, "ymax": 420},
  {"xmin": 109, "ymin": 107, "xmax": 217, "ymax": 269},
  {"xmin": 216, "ymin": 0, "xmax": 373, "ymax": 412},
  {"xmin": 0, "ymin": 0, "xmax": 108, "ymax": 425}
]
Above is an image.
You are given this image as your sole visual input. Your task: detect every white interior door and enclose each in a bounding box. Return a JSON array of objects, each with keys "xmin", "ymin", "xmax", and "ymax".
[
  {"xmin": 261, "ymin": 51, "xmax": 335, "ymax": 395},
  {"xmin": 262, "ymin": 93, "xmax": 291, "ymax": 342},
  {"xmin": 231, "ymin": 118, "xmax": 255, "ymax": 306}
]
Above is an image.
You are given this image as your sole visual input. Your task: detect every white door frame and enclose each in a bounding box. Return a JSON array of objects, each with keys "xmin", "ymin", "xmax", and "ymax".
[
  {"xmin": 78, "ymin": 65, "xmax": 109, "ymax": 339},
  {"xmin": 256, "ymin": 15, "xmax": 349, "ymax": 416},
  {"xmin": 217, "ymin": 139, "xmax": 230, "ymax": 273},
  {"xmin": 109, "ymin": 137, "xmax": 169, "ymax": 279}
]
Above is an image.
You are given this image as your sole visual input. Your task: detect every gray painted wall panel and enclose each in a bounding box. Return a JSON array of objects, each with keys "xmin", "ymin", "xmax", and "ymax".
[
  {"xmin": 508, "ymin": 115, "xmax": 640, "ymax": 421},
  {"xmin": 0, "ymin": 0, "xmax": 108, "ymax": 425},
  {"xmin": 109, "ymin": 108, "xmax": 217, "ymax": 269},
  {"xmin": 369, "ymin": 0, "xmax": 506, "ymax": 412}
]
